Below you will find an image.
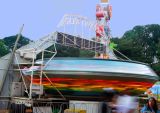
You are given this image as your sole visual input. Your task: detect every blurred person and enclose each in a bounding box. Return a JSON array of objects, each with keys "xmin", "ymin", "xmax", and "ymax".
[
  {"xmin": 102, "ymin": 101, "xmax": 111, "ymax": 113},
  {"xmin": 116, "ymin": 91, "xmax": 138, "ymax": 113},
  {"xmin": 102, "ymin": 88, "xmax": 118, "ymax": 113},
  {"xmin": 108, "ymin": 93, "xmax": 119, "ymax": 113},
  {"xmin": 141, "ymin": 97, "xmax": 158, "ymax": 113}
]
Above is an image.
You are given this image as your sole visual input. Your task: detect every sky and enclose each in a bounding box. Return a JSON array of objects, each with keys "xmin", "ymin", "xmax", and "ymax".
[{"xmin": 0, "ymin": 0, "xmax": 160, "ymax": 40}]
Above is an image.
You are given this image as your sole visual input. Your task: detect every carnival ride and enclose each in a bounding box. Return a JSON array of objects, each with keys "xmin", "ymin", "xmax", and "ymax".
[
  {"xmin": 0, "ymin": 0, "xmax": 159, "ymax": 107},
  {"xmin": 21, "ymin": 58, "xmax": 158, "ymax": 97}
]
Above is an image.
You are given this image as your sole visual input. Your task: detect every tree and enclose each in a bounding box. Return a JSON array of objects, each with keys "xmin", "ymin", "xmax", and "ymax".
[
  {"xmin": 3, "ymin": 35, "xmax": 31, "ymax": 50},
  {"xmin": 0, "ymin": 40, "xmax": 9, "ymax": 57},
  {"xmin": 112, "ymin": 24, "xmax": 160, "ymax": 76},
  {"xmin": 112, "ymin": 24, "xmax": 160, "ymax": 64}
]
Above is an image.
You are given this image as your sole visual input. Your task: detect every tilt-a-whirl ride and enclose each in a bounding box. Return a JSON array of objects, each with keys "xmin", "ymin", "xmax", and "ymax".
[{"xmin": 0, "ymin": 0, "xmax": 158, "ymax": 109}]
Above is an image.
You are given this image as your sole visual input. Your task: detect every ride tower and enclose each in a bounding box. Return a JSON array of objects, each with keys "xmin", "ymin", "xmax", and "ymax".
[{"xmin": 96, "ymin": 0, "xmax": 113, "ymax": 59}]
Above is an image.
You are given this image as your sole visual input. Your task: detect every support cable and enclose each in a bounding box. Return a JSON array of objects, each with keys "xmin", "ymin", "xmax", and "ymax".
[{"xmin": 42, "ymin": 72, "xmax": 66, "ymax": 100}]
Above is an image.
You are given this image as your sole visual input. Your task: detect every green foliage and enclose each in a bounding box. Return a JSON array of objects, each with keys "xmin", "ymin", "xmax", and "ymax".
[
  {"xmin": 3, "ymin": 35, "xmax": 31, "ymax": 50},
  {"xmin": 151, "ymin": 63, "xmax": 160, "ymax": 74},
  {"xmin": 157, "ymin": 41, "xmax": 160, "ymax": 60},
  {"xmin": 79, "ymin": 50, "xmax": 95, "ymax": 57},
  {"xmin": 112, "ymin": 24, "xmax": 160, "ymax": 64},
  {"xmin": 0, "ymin": 40, "xmax": 9, "ymax": 57}
]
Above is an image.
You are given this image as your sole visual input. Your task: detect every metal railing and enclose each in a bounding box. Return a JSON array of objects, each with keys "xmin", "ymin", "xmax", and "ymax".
[{"xmin": 0, "ymin": 100, "xmax": 69, "ymax": 113}]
